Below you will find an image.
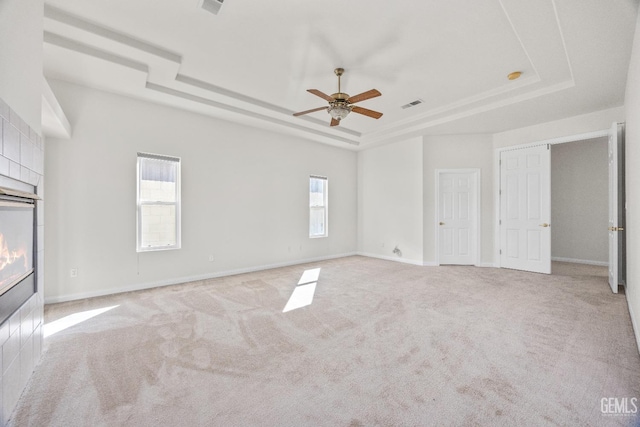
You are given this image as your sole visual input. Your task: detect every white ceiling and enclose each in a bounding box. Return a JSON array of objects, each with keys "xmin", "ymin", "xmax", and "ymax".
[{"xmin": 42, "ymin": 0, "xmax": 639, "ymax": 149}]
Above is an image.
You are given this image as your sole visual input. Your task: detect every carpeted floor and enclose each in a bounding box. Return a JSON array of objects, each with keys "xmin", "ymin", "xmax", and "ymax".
[{"xmin": 9, "ymin": 257, "xmax": 640, "ymax": 426}]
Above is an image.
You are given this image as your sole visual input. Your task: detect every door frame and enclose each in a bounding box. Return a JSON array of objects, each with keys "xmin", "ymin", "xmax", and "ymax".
[
  {"xmin": 494, "ymin": 128, "xmax": 610, "ymax": 269},
  {"xmin": 435, "ymin": 168, "xmax": 481, "ymax": 266},
  {"xmin": 608, "ymin": 122, "xmax": 626, "ymax": 291}
]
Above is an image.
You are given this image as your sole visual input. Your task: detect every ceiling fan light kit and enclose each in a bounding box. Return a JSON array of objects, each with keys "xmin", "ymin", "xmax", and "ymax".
[
  {"xmin": 328, "ymin": 103, "xmax": 352, "ymax": 121},
  {"xmin": 293, "ymin": 68, "xmax": 383, "ymax": 127}
]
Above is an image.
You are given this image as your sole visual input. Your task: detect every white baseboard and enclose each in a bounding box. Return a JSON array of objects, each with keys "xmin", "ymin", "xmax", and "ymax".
[
  {"xmin": 477, "ymin": 262, "xmax": 498, "ymax": 268},
  {"xmin": 355, "ymin": 254, "xmax": 496, "ymax": 268},
  {"xmin": 45, "ymin": 252, "xmax": 358, "ymax": 304},
  {"xmin": 551, "ymin": 257, "xmax": 608, "ymax": 267},
  {"xmin": 626, "ymin": 292, "xmax": 640, "ymax": 355},
  {"xmin": 357, "ymin": 252, "xmax": 426, "ymax": 266}
]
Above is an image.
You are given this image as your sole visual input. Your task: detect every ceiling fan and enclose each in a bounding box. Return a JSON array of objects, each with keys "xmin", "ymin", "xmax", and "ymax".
[{"xmin": 292, "ymin": 68, "xmax": 383, "ymax": 127}]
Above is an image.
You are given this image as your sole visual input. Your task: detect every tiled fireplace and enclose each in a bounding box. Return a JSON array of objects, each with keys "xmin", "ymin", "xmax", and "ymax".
[{"xmin": 0, "ymin": 97, "xmax": 44, "ymax": 425}]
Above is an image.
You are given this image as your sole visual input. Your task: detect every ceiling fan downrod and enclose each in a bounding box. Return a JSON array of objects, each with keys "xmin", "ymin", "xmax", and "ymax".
[{"xmin": 335, "ymin": 67, "xmax": 344, "ymax": 94}]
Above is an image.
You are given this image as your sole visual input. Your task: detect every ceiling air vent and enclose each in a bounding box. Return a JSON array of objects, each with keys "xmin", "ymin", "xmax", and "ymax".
[
  {"xmin": 401, "ymin": 99, "xmax": 423, "ymax": 109},
  {"xmin": 199, "ymin": 0, "xmax": 224, "ymax": 15}
]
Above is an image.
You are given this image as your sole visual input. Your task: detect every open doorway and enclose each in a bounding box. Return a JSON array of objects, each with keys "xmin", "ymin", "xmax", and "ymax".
[
  {"xmin": 550, "ymin": 137, "xmax": 609, "ymax": 276},
  {"xmin": 496, "ymin": 124, "xmax": 625, "ymax": 290}
]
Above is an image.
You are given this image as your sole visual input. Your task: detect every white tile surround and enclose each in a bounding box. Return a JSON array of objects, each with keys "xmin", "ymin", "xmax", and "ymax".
[{"xmin": 0, "ymin": 97, "xmax": 44, "ymax": 425}]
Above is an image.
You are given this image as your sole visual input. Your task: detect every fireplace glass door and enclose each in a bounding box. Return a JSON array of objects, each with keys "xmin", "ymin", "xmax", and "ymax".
[{"xmin": 0, "ymin": 202, "xmax": 34, "ymax": 296}]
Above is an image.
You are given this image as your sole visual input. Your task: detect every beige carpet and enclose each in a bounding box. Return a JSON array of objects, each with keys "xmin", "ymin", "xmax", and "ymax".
[{"xmin": 9, "ymin": 257, "xmax": 640, "ymax": 426}]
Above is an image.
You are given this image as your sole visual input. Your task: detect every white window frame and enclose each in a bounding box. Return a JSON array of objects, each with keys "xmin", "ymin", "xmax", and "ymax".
[
  {"xmin": 136, "ymin": 152, "xmax": 181, "ymax": 252},
  {"xmin": 309, "ymin": 175, "xmax": 328, "ymax": 238}
]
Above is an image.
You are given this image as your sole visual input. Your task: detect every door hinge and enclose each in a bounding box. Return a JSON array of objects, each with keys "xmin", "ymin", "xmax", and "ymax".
[
  {"xmin": 547, "ymin": 144, "xmax": 550, "ymax": 150},
  {"xmin": 499, "ymin": 249, "xmax": 502, "ymax": 254},
  {"xmin": 499, "ymin": 219, "xmax": 502, "ymax": 225}
]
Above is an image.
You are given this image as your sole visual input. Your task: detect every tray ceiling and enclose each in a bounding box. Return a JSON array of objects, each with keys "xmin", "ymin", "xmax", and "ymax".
[{"xmin": 42, "ymin": 0, "xmax": 639, "ymax": 149}]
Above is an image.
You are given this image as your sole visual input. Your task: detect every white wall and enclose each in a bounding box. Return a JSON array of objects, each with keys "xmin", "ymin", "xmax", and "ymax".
[
  {"xmin": 624, "ymin": 6, "xmax": 640, "ymax": 352},
  {"xmin": 44, "ymin": 81, "xmax": 357, "ymax": 302},
  {"xmin": 422, "ymin": 134, "xmax": 494, "ymax": 265},
  {"xmin": 357, "ymin": 137, "xmax": 423, "ymax": 264},
  {"xmin": 0, "ymin": 0, "xmax": 43, "ymax": 133},
  {"xmin": 551, "ymin": 138, "xmax": 608, "ymax": 264},
  {"xmin": 493, "ymin": 106, "xmax": 624, "ymax": 149}
]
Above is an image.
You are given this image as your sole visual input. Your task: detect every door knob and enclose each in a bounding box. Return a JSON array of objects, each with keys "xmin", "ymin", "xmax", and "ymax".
[
  {"xmin": 539, "ymin": 223, "xmax": 550, "ymax": 227},
  {"xmin": 609, "ymin": 226, "xmax": 624, "ymax": 231},
  {"xmin": 439, "ymin": 222, "xmax": 445, "ymax": 225}
]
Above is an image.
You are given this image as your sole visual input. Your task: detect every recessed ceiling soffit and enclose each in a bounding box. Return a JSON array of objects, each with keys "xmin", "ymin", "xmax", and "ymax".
[{"xmin": 42, "ymin": 0, "xmax": 577, "ymax": 147}]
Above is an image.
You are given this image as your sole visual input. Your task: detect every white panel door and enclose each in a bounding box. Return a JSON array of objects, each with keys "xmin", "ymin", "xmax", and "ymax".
[
  {"xmin": 438, "ymin": 171, "xmax": 477, "ymax": 265},
  {"xmin": 500, "ymin": 145, "xmax": 551, "ymax": 274},
  {"xmin": 608, "ymin": 122, "xmax": 622, "ymax": 293}
]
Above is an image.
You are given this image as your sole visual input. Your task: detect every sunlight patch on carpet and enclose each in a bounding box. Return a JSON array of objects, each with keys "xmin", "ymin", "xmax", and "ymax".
[
  {"xmin": 284, "ymin": 268, "xmax": 321, "ymax": 312},
  {"xmin": 298, "ymin": 267, "xmax": 321, "ymax": 285},
  {"xmin": 44, "ymin": 305, "xmax": 119, "ymax": 338},
  {"xmin": 283, "ymin": 283, "xmax": 317, "ymax": 312}
]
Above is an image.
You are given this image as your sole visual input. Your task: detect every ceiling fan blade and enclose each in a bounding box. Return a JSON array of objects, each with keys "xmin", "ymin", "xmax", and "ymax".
[
  {"xmin": 293, "ymin": 106, "xmax": 327, "ymax": 117},
  {"xmin": 307, "ymin": 89, "xmax": 335, "ymax": 102},
  {"xmin": 352, "ymin": 106, "xmax": 383, "ymax": 119},
  {"xmin": 330, "ymin": 118, "xmax": 340, "ymax": 127},
  {"xmin": 347, "ymin": 89, "xmax": 381, "ymax": 104}
]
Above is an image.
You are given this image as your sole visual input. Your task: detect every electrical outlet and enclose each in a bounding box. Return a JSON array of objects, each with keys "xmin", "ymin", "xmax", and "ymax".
[
  {"xmin": 70, "ymin": 268, "xmax": 78, "ymax": 278},
  {"xmin": 208, "ymin": 255, "xmax": 214, "ymax": 262}
]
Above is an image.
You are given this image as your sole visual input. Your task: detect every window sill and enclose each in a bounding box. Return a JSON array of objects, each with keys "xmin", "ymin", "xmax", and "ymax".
[{"xmin": 137, "ymin": 245, "xmax": 181, "ymax": 253}]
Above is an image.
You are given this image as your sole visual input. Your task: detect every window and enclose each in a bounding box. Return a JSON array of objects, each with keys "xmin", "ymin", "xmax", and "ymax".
[
  {"xmin": 309, "ymin": 176, "xmax": 328, "ymax": 238},
  {"xmin": 137, "ymin": 153, "xmax": 181, "ymax": 251}
]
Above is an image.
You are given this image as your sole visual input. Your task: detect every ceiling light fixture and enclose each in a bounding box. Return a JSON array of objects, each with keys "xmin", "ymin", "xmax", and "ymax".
[
  {"xmin": 328, "ymin": 101, "xmax": 352, "ymax": 121},
  {"xmin": 508, "ymin": 71, "xmax": 522, "ymax": 80}
]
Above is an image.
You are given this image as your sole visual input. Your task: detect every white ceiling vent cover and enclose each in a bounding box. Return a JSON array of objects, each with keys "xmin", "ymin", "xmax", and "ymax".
[
  {"xmin": 401, "ymin": 99, "xmax": 424, "ymax": 109},
  {"xmin": 199, "ymin": 0, "xmax": 224, "ymax": 15}
]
